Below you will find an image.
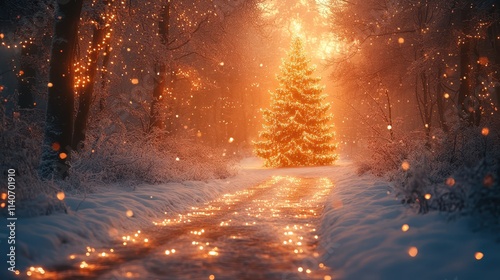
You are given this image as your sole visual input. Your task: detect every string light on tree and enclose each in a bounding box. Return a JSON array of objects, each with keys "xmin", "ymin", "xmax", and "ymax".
[{"xmin": 254, "ymin": 37, "xmax": 337, "ymax": 167}]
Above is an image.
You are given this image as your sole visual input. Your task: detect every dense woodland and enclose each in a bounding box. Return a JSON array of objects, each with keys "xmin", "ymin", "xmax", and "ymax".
[{"xmin": 0, "ymin": 0, "xmax": 499, "ymax": 222}]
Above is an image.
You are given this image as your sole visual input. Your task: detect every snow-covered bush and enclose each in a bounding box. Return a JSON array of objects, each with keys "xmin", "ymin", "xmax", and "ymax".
[
  {"xmin": 69, "ymin": 128, "xmax": 238, "ymax": 188},
  {"xmin": 0, "ymin": 104, "xmax": 238, "ymax": 217},
  {"xmin": 356, "ymin": 120, "xmax": 500, "ymax": 228},
  {"xmin": 0, "ymin": 107, "xmax": 68, "ymax": 217}
]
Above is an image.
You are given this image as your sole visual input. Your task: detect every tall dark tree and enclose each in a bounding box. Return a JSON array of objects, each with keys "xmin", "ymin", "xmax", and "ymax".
[
  {"xmin": 40, "ymin": 0, "xmax": 84, "ymax": 179},
  {"xmin": 72, "ymin": 1, "xmax": 113, "ymax": 151},
  {"xmin": 17, "ymin": 43, "xmax": 37, "ymax": 109}
]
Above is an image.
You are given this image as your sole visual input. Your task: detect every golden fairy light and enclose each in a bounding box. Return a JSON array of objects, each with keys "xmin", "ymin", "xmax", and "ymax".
[
  {"xmin": 446, "ymin": 177, "xmax": 455, "ymax": 187},
  {"xmin": 401, "ymin": 161, "xmax": 410, "ymax": 171},
  {"xmin": 57, "ymin": 192, "xmax": 65, "ymax": 200},
  {"xmin": 401, "ymin": 224, "xmax": 409, "ymax": 232},
  {"xmin": 475, "ymin": 252, "xmax": 484, "ymax": 260},
  {"xmin": 408, "ymin": 246, "xmax": 418, "ymax": 257}
]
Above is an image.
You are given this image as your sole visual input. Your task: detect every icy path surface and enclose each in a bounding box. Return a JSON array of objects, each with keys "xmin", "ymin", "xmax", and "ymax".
[
  {"xmin": 55, "ymin": 176, "xmax": 335, "ymax": 280},
  {"xmin": 10, "ymin": 158, "xmax": 500, "ymax": 279}
]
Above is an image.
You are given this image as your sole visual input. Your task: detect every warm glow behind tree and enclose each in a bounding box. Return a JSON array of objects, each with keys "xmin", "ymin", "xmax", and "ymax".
[{"xmin": 254, "ymin": 37, "xmax": 337, "ymax": 167}]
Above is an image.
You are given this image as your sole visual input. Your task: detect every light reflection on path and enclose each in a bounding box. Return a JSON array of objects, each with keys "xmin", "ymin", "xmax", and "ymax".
[{"xmin": 53, "ymin": 176, "xmax": 335, "ymax": 280}]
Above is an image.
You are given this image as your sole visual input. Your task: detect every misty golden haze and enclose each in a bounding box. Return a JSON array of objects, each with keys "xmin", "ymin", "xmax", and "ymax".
[{"xmin": 0, "ymin": 0, "xmax": 499, "ymax": 279}]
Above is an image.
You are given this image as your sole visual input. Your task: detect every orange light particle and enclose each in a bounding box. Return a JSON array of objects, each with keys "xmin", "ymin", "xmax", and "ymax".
[
  {"xmin": 398, "ymin": 37, "xmax": 405, "ymax": 44},
  {"xmin": 446, "ymin": 177, "xmax": 455, "ymax": 187},
  {"xmin": 57, "ymin": 192, "xmax": 65, "ymax": 200},
  {"xmin": 408, "ymin": 246, "xmax": 418, "ymax": 257},
  {"xmin": 48, "ymin": 82, "xmax": 53, "ymax": 88},
  {"xmin": 59, "ymin": 152, "xmax": 67, "ymax": 159},
  {"xmin": 131, "ymin": 78, "xmax": 139, "ymax": 85},
  {"xmin": 1, "ymin": 193, "xmax": 6, "ymax": 200},
  {"xmin": 478, "ymin": 57, "xmax": 489, "ymax": 66},
  {"xmin": 483, "ymin": 174, "xmax": 494, "ymax": 187},
  {"xmin": 475, "ymin": 252, "xmax": 484, "ymax": 260},
  {"xmin": 402, "ymin": 224, "xmax": 410, "ymax": 232},
  {"xmin": 126, "ymin": 210, "xmax": 134, "ymax": 217},
  {"xmin": 52, "ymin": 142, "xmax": 61, "ymax": 151},
  {"xmin": 401, "ymin": 161, "xmax": 410, "ymax": 171},
  {"xmin": 481, "ymin": 127, "xmax": 489, "ymax": 136}
]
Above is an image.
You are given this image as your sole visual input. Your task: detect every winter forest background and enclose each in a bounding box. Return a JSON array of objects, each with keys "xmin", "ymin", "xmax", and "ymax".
[{"xmin": 0, "ymin": 0, "xmax": 499, "ymax": 258}]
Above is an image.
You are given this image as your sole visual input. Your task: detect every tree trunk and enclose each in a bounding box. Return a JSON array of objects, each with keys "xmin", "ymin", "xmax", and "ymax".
[
  {"xmin": 17, "ymin": 43, "xmax": 37, "ymax": 109},
  {"xmin": 39, "ymin": 0, "xmax": 84, "ymax": 180},
  {"xmin": 457, "ymin": 4, "xmax": 480, "ymax": 125},
  {"xmin": 99, "ymin": 43, "xmax": 111, "ymax": 112},
  {"xmin": 149, "ymin": 1, "xmax": 171, "ymax": 132},
  {"xmin": 489, "ymin": 5, "xmax": 500, "ymax": 107},
  {"xmin": 72, "ymin": 25, "xmax": 107, "ymax": 151},
  {"xmin": 436, "ymin": 68, "xmax": 449, "ymax": 132},
  {"xmin": 420, "ymin": 71, "xmax": 432, "ymax": 146},
  {"xmin": 150, "ymin": 63, "xmax": 167, "ymax": 131}
]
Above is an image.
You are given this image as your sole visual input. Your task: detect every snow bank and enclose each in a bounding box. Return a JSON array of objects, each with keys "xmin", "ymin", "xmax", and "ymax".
[
  {"xmin": 2, "ymin": 158, "xmax": 498, "ymax": 279},
  {"xmin": 319, "ymin": 162, "xmax": 500, "ymax": 280},
  {"xmin": 0, "ymin": 157, "xmax": 274, "ymax": 278}
]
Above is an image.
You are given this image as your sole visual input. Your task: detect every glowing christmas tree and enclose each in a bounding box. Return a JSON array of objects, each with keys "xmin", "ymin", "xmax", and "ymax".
[{"xmin": 254, "ymin": 37, "xmax": 337, "ymax": 167}]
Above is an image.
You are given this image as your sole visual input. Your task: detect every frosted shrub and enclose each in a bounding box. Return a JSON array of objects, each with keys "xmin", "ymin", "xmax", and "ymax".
[
  {"xmin": 0, "ymin": 108, "xmax": 67, "ymax": 217},
  {"xmin": 0, "ymin": 105, "xmax": 238, "ymax": 217},
  {"xmin": 357, "ymin": 120, "xmax": 500, "ymax": 228},
  {"xmin": 355, "ymin": 130, "xmax": 424, "ymax": 177},
  {"xmin": 71, "ymin": 129, "xmax": 238, "ymax": 186}
]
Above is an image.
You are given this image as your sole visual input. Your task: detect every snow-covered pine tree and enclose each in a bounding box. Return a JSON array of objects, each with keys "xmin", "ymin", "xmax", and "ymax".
[{"xmin": 254, "ymin": 37, "xmax": 337, "ymax": 167}]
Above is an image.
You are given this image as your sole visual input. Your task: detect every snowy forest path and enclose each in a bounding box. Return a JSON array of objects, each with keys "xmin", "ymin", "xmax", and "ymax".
[{"xmin": 51, "ymin": 175, "xmax": 335, "ymax": 280}]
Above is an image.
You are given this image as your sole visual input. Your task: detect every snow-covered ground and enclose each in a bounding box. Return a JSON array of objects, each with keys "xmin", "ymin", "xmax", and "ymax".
[
  {"xmin": 319, "ymin": 161, "xmax": 500, "ymax": 280},
  {"xmin": 1, "ymin": 157, "xmax": 499, "ymax": 279}
]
